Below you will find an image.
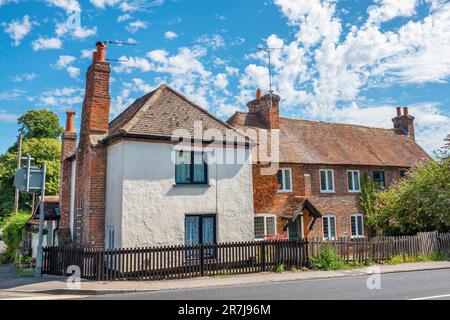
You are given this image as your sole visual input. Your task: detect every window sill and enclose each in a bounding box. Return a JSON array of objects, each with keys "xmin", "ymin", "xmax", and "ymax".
[
  {"xmin": 348, "ymin": 190, "xmax": 361, "ymax": 193},
  {"xmin": 173, "ymin": 183, "xmax": 211, "ymax": 187},
  {"xmin": 277, "ymin": 190, "xmax": 293, "ymax": 194},
  {"xmin": 320, "ymin": 190, "xmax": 335, "ymax": 194}
]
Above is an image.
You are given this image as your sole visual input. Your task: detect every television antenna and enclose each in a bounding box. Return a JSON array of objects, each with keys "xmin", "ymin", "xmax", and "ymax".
[
  {"xmin": 104, "ymin": 40, "xmax": 138, "ymax": 46},
  {"xmin": 257, "ymin": 46, "xmax": 282, "ymax": 108}
]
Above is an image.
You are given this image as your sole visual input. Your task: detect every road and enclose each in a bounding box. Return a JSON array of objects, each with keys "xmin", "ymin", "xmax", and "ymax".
[{"xmin": 83, "ymin": 269, "xmax": 450, "ymax": 300}]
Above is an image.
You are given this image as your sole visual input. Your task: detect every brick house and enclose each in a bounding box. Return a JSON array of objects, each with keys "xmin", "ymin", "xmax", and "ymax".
[
  {"xmin": 58, "ymin": 42, "xmax": 255, "ymax": 249},
  {"xmin": 227, "ymin": 90, "xmax": 430, "ymax": 240}
]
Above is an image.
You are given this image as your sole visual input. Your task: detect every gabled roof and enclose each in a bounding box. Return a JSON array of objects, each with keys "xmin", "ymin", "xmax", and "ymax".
[
  {"xmin": 105, "ymin": 84, "xmax": 249, "ymax": 144},
  {"xmin": 229, "ymin": 112, "xmax": 430, "ymax": 167}
]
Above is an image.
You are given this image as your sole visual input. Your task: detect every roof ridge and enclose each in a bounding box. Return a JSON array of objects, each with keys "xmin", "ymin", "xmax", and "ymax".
[{"xmin": 282, "ymin": 116, "xmax": 394, "ymax": 132}]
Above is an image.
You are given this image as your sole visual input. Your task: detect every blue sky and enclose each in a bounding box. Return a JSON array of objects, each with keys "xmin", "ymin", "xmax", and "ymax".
[{"xmin": 0, "ymin": 0, "xmax": 449, "ymax": 154}]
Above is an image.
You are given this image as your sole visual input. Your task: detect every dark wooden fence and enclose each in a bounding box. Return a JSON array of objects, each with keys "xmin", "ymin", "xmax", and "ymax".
[{"xmin": 42, "ymin": 232, "xmax": 450, "ymax": 281}]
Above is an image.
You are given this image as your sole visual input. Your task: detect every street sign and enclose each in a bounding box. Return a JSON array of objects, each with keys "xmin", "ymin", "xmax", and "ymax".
[{"xmin": 13, "ymin": 166, "xmax": 44, "ymax": 192}]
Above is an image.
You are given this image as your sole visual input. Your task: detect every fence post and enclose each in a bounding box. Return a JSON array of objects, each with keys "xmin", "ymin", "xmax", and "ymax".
[
  {"xmin": 199, "ymin": 244, "xmax": 205, "ymax": 277},
  {"xmin": 261, "ymin": 241, "xmax": 266, "ymax": 272}
]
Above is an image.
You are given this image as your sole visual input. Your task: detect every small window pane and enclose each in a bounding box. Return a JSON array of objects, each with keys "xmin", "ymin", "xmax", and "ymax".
[
  {"xmin": 323, "ymin": 217, "xmax": 329, "ymax": 238},
  {"xmin": 327, "ymin": 171, "xmax": 333, "ymax": 190},
  {"xmin": 330, "ymin": 217, "xmax": 336, "ymax": 238},
  {"xmin": 284, "ymin": 169, "xmax": 291, "ymax": 190},
  {"xmin": 254, "ymin": 217, "xmax": 265, "ymax": 239},
  {"xmin": 354, "ymin": 172, "xmax": 360, "ymax": 190},
  {"xmin": 266, "ymin": 217, "xmax": 276, "ymax": 236},
  {"xmin": 320, "ymin": 171, "xmax": 327, "ymax": 191},
  {"xmin": 277, "ymin": 170, "xmax": 283, "ymax": 190},
  {"xmin": 351, "ymin": 216, "xmax": 356, "ymax": 237},
  {"xmin": 357, "ymin": 215, "xmax": 363, "ymax": 236},
  {"xmin": 348, "ymin": 171, "xmax": 353, "ymax": 190}
]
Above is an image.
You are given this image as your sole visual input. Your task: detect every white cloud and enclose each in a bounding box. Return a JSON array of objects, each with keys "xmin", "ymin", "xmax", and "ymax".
[
  {"xmin": 132, "ymin": 78, "xmax": 154, "ymax": 93},
  {"xmin": 80, "ymin": 49, "xmax": 92, "ymax": 59},
  {"xmin": 36, "ymin": 87, "xmax": 84, "ymax": 107},
  {"xmin": 126, "ymin": 20, "xmax": 148, "ymax": 33},
  {"xmin": 55, "ymin": 22, "xmax": 97, "ymax": 39},
  {"xmin": 45, "ymin": 0, "xmax": 80, "ymax": 12},
  {"xmin": 214, "ymin": 73, "xmax": 228, "ymax": 89},
  {"xmin": 3, "ymin": 15, "xmax": 35, "ymax": 46},
  {"xmin": 117, "ymin": 14, "xmax": 131, "ymax": 23},
  {"xmin": 164, "ymin": 31, "xmax": 178, "ymax": 40},
  {"xmin": 0, "ymin": 110, "xmax": 17, "ymax": 122},
  {"xmin": 55, "ymin": 55, "xmax": 76, "ymax": 68},
  {"xmin": 368, "ymin": 0, "xmax": 418, "ymax": 23},
  {"xmin": 31, "ymin": 37, "xmax": 62, "ymax": 51},
  {"xmin": 11, "ymin": 73, "xmax": 38, "ymax": 82},
  {"xmin": 114, "ymin": 56, "xmax": 152, "ymax": 73},
  {"xmin": 89, "ymin": 0, "xmax": 119, "ymax": 9},
  {"xmin": 195, "ymin": 34, "xmax": 225, "ymax": 50},
  {"xmin": 0, "ymin": 0, "xmax": 19, "ymax": 7},
  {"xmin": 66, "ymin": 66, "xmax": 80, "ymax": 78},
  {"xmin": 0, "ymin": 89, "xmax": 24, "ymax": 100}
]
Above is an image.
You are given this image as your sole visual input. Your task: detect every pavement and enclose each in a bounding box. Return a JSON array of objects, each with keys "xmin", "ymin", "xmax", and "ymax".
[{"xmin": 1, "ymin": 261, "xmax": 450, "ymax": 298}]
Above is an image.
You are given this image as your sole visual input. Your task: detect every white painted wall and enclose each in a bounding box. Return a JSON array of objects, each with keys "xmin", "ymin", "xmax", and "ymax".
[{"xmin": 105, "ymin": 140, "xmax": 254, "ymax": 248}]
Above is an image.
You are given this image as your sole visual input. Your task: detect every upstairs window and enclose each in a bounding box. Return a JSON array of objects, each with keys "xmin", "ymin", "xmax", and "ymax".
[
  {"xmin": 254, "ymin": 215, "xmax": 276, "ymax": 240},
  {"xmin": 277, "ymin": 168, "xmax": 292, "ymax": 192},
  {"xmin": 347, "ymin": 170, "xmax": 361, "ymax": 192},
  {"xmin": 320, "ymin": 169, "xmax": 335, "ymax": 192},
  {"xmin": 399, "ymin": 169, "xmax": 407, "ymax": 178},
  {"xmin": 175, "ymin": 151, "xmax": 208, "ymax": 185},
  {"xmin": 372, "ymin": 170, "xmax": 385, "ymax": 189}
]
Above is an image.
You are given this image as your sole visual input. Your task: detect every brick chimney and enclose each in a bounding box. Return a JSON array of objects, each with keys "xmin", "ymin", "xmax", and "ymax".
[
  {"xmin": 80, "ymin": 41, "xmax": 111, "ymax": 145},
  {"xmin": 392, "ymin": 107, "xmax": 415, "ymax": 141},
  {"xmin": 247, "ymin": 89, "xmax": 280, "ymax": 130},
  {"xmin": 59, "ymin": 110, "xmax": 77, "ymax": 240}
]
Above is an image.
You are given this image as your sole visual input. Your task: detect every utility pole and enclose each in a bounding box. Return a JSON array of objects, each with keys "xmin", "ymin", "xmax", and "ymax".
[
  {"xmin": 35, "ymin": 163, "xmax": 46, "ymax": 277},
  {"xmin": 13, "ymin": 133, "xmax": 22, "ymax": 213}
]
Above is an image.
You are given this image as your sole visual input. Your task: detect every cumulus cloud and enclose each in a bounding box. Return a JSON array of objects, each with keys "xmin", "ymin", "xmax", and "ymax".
[
  {"xmin": 2, "ymin": 15, "xmax": 36, "ymax": 46},
  {"xmin": 11, "ymin": 73, "xmax": 37, "ymax": 82},
  {"xmin": 53, "ymin": 55, "xmax": 80, "ymax": 78},
  {"xmin": 117, "ymin": 14, "xmax": 131, "ymax": 23},
  {"xmin": 236, "ymin": 0, "xmax": 450, "ymax": 152},
  {"xmin": 45, "ymin": 0, "xmax": 80, "ymax": 12},
  {"xmin": 126, "ymin": 20, "xmax": 148, "ymax": 33},
  {"xmin": 35, "ymin": 87, "xmax": 84, "ymax": 107},
  {"xmin": 31, "ymin": 37, "xmax": 62, "ymax": 51},
  {"xmin": 164, "ymin": 31, "xmax": 178, "ymax": 40},
  {"xmin": 195, "ymin": 34, "xmax": 225, "ymax": 50},
  {"xmin": 0, "ymin": 110, "xmax": 17, "ymax": 122}
]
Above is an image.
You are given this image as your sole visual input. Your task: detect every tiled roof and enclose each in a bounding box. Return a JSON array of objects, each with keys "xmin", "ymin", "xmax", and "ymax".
[
  {"xmin": 31, "ymin": 195, "xmax": 60, "ymax": 221},
  {"xmin": 229, "ymin": 112, "xmax": 430, "ymax": 167},
  {"xmin": 106, "ymin": 84, "xmax": 247, "ymax": 143}
]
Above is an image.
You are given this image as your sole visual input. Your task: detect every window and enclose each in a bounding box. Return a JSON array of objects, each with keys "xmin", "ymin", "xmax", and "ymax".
[
  {"xmin": 185, "ymin": 215, "xmax": 216, "ymax": 259},
  {"xmin": 322, "ymin": 215, "xmax": 337, "ymax": 240},
  {"xmin": 175, "ymin": 150, "xmax": 208, "ymax": 184},
  {"xmin": 399, "ymin": 169, "xmax": 407, "ymax": 178},
  {"xmin": 351, "ymin": 214, "xmax": 364, "ymax": 238},
  {"xmin": 277, "ymin": 168, "xmax": 292, "ymax": 192},
  {"xmin": 254, "ymin": 215, "xmax": 276, "ymax": 240},
  {"xmin": 287, "ymin": 219, "xmax": 301, "ymax": 240},
  {"xmin": 347, "ymin": 170, "xmax": 360, "ymax": 192},
  {"xmin": 372, "ymin": 170, "xmax": 385, "ymax": 189},
  {"xmin": 320, "ymin": 169, "xmax": 334, "ymax": 192}
]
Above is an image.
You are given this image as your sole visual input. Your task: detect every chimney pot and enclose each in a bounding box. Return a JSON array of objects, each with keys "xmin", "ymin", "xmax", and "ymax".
[
  {"xmin": 396, "ymin": 107, "xmax": 401, "ymax": 117},
  {"xmin": 65, "ymin": 110, "xmax": 76, "ymax": 132},
  {"xmin": 403, "ymin": 107, "xmax": 408, "ymax": 116},
  {"xmin": 256, "ymin": 88, "xmax": 262, "ymax": 99},
  {"xmin": 93, "ymin": 41, "xmax": 106, "ymax": 63}
]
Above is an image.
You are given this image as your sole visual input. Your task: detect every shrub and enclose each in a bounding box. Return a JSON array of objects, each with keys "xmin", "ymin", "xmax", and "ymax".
[
  {"xmin": 275, "ymin": 263, "xmax": 285, "ymax": 273},
  {"xmin": 0, "ymin": 211, "xmax": 30, "ymax": 263},
  {"xmin": 290, "ymin": 266, "xmax": 298, "ymax": 273},
  {"xmin": 310, "ymin": 245, "xmax": 345, "ymax": 270}
]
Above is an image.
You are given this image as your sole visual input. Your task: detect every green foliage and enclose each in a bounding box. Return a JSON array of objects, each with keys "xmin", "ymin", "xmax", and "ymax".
[
  {"xmin": 0, "ymin": 109, "xmax": 62, "ymax": 218},
  {"xmin": 275, "ymin": 263, "xmax": 285, "ymax": 273},
  {"xmin": 369, "ymin": 159, "xmax": 450, "ymax": 235},
  {"xmin": 1, "ymin": 211, "xmax": 30, "ymax": 249},
  {"xmin": 290, "ymin": 266, "xmax": 298, "ymax": 272},
  {"xmin": 310, "ymin": 244, "xmax": 345, "ymax": 271},
  {"xmin": 15, "ymin": 268, "xmax": 34, "ymax": 277},
  {"xmin": 388, "ymin": 253, "xmax": 448, "ymax": 265},
  {"xmin": 18, "ymin": 110, "xmax": 64, "ymax": 139},
  {"xmin": 360, "ymin": 173, "xmax": 378, "ymax": 233},
  {"xmin": 0, "ymin": 248, "xmax": 15, "ymax": 264}
]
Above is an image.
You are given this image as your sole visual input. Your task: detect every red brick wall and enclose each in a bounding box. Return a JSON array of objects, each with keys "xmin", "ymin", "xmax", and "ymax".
[
  {"xmin": 71, "ymin": 58, "xmax": 110, "ymax": 249},
  {"xmin": 252, "ymin": 162, "xmax": 407, "ymax": 239},
  {"xmin": 58, "ymin": 131, "xmax": 77, "ymax": 243}
]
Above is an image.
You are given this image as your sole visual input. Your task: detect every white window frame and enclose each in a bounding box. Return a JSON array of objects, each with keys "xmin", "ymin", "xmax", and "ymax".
[
  {"xmin": 322, "ymin": 215, "xmax": 337, "ymax": 240},
  {"xmin": 350, "ymin": 214, "xmax": 365, "ymax": 238},
  {"xmin": 254, "ymin": 214, "xmax": 277, "ymax": 240},
  {"xmin": 277, "ymin": 168, "xmax": 293, "ymax": 193},
  {"xmin": 347, "ymin": 170, "xmax": 361, "ymax": 193},
  {"xmin": 319, "ymin": 169, "xmax": 335, "ymax": 193}
]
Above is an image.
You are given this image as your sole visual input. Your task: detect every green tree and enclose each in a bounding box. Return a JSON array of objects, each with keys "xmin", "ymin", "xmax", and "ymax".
[
  {"xmin": 0, "ymin": 110, "xmax": 62, "ymax": 219},
  {"xmin": 359, "ymin": 173, "xmax": 379, "ymax": 234},
  {"xmin": 369, "ymin": 159, "xmax": 450, "ymax": 235},
  {"xmin": 18, "ymin": 110, "xmax": 63, "ymax": 139}
]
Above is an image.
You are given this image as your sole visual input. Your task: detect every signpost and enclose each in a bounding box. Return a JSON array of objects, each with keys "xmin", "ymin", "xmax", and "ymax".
[{"xmin": 13, "ymin": 155, "xmax": 47, "ymax": 277}]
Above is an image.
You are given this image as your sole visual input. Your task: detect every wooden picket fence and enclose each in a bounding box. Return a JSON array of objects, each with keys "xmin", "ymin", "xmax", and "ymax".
[{"xmin": 42, "ymin": 232, "xmax": 450, "ymax": 281}]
